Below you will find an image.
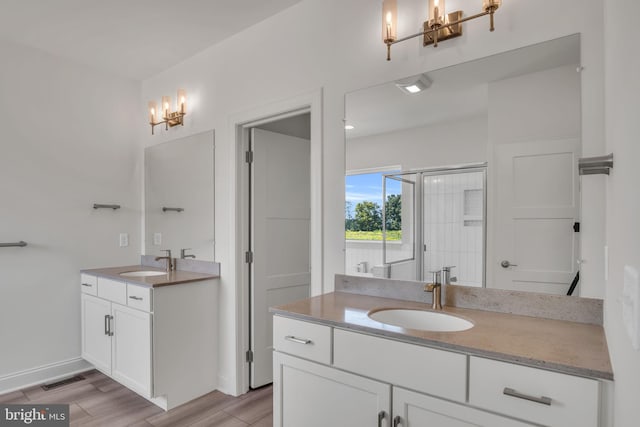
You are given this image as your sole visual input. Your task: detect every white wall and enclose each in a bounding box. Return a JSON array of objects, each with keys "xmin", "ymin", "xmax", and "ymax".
[
  {"xmin": 346, "ymin": 114, "xmax": 487, "ymax": 171},
  {"xmin": 0, "ymin": 39, "xmax": 141, "ymax": 387},
  {"xmin": 604, "ymin": 0, "xmax": 640, "ymax": 425},
  {"xmin": 140, "ymin": 0, "xmax": 606, "ymax": 396},
  {"xmin": 488, "ymin": 65, "xmax": 581, "ymax": 145}
]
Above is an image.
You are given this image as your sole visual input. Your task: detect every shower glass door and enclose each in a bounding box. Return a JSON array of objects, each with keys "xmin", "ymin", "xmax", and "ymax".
[
  {"xmin": 422, "ymin": 169, "xmax": 486, "ymax": 287},
  {"xmin": 382, "ymin": 173, "xmax": 416, "ymax": 280}
]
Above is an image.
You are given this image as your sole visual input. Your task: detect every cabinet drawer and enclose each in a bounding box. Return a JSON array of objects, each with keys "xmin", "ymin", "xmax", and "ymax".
[
  {"xmin": 80, "ymin": 274, "xmax": 98, "ymax": 296},
  {"xmin": 273, "ymin": 316, "xmax": 331, "ymax": 365},
  {"xmin": 333, "ymin": 329, "xmax": 467, "ymax": 402},
  {"xmin": 127, "ymin": 284, "xmax": 152, "ymax": 312},
  {"xmin": 469, "ymin": 357, "xmax": 599, "ymax": 427},
  {"xmin": 97, "ymin": 277, "xmax": 127, "ymax": 305}
]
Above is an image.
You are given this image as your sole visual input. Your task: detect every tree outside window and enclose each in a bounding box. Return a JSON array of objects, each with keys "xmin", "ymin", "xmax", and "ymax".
[{"xmin": 345, "ymin": 171, "xmax": 401, "ymax": 241}]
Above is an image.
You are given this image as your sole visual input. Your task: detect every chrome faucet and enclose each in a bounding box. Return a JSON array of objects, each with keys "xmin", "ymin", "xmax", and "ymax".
[
  {"xmin": 424, "ymin": 270, "xmax": 443, "ymax": 310},
  {"xmin": 442, "ymin": 266, "xmax": 457, "ymax": 285},
  {"xmin": 155, "ymin": 249, "xmax": 174, "ymax": 272},
  {"xmin": 180, "ymin": 248, "xmax": 196, "ymax": 259}
]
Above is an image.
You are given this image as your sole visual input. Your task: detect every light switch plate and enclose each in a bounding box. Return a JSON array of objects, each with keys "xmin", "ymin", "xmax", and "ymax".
[
  {"xmin": 119, "ymin": 233, "xmax": 129, "ymax": 248},
  {"xmin": 153, "ymin": 233, "xmax": 162, "ymax": 246},
  {"xmin": 622, "ymin": 265, "xmax": 640, "ymax": 351}
]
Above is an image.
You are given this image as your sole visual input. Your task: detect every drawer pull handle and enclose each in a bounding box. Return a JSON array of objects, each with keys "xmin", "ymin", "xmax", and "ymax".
[
  {"xmin": 503, "ymin": 387, "xmax": 552, "ymax": 406},
  {"xmin": 104, "ymin": 314, "xmax": 109, "ymax": 336},
  {"xmin": 377, "ymin": 411, "xmax": 386, "ymax": 427},
  {"xmin": 129, "ymin": 296, "xmax": 143, "ymax": 301},
  {"xmin": 81, "ymin": 283, "xmax": 93, "ymax": 287},
  {"xmin": 108, "ymin": 315, "xmax": 114, "ymax": 336},
  {"xmin": 393, "ymin": 415, "xmax": 402, "ymax": 427},
  {"xmin": 284, "ymin": 335, "xmax": 312, "ymax": 345}
]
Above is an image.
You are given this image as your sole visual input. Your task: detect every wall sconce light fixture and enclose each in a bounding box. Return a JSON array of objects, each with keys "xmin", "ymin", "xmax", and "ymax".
[
  {"xmin": 382, "ymin": 0, "xmax": 502, "ymax": 61},
  {"xmin": 148, "ymin": 89, "xmax": 187, "ymax": 135}
]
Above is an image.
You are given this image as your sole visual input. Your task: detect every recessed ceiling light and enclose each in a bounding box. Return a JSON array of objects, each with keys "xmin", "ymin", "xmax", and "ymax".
[
  {"xmin": 345, "ymin": 125, "xmax": 355, "ymax": 130},
  {"xmin": 395, "ymin": 73, "xmax": 432, "ymax": 95}
]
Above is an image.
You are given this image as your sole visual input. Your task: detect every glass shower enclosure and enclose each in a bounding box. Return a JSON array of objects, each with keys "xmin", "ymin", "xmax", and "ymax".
[{"xmin": 382, "ymin": 165, "xmax": 487, "ymax": 285}]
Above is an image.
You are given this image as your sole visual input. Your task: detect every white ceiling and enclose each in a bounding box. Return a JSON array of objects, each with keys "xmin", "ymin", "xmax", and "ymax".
[
  {"xmin": 346, "ymin": 34, "xmax": 581, "ymax": 139},
  {"xmin": 0, "ymin": 0, "xmax": 303, "ymax": 80}
]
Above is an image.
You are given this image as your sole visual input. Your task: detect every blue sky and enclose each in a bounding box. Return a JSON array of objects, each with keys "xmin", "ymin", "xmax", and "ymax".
[{"xmin": 345, "ymin": 172, "xmax": 401, "ymax": 216}]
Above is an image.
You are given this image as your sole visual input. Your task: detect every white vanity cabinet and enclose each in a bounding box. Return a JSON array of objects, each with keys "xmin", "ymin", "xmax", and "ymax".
[
  {"xmin": 393, "ymin": 386, "xmax": 534, "ymax": 427},
  {"xmin": 80, "ymin": 272, "xmax": 218, "ymax": 410},
  {"xmin": 110, "ymin": 302, "xmax": 152, "ymax": 396},
  {"xmin": 81, "ymin": 295, "xmax": 152, "ymax": 396},
  {"xmin": 80, "ymin": 292, "xmax": 113, "ymax": 374},
  {"xmin": 273, "ymin": 315, "xmax": 602, "ymax": 427},
  {"xmin": 81, "ymin": 276, "xmax": 151, "ymax": 398},
  {"xmin": 274, "ymin": 352, "xmax": 391, "ymax": 427}
]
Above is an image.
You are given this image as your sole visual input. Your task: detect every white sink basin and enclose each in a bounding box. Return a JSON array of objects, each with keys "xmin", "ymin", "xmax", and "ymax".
[
  {"xmin": 119, "ymin": 270, "xmax": 167, "ymax": 277},
  {"xmin": 368, "ymin": 308, "xmax": 473, "ymax": 332}
]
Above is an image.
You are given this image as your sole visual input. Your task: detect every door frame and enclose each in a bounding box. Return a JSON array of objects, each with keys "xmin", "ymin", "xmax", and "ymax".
[{"xmin": 231, "ymin": 89, "xmax": 323, "ymax": 395}]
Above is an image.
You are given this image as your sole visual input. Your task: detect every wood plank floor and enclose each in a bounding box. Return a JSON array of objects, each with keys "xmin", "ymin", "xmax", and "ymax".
[{"xmin": 0, "ymin": 370, "xmax": 273, "ymax": 427}]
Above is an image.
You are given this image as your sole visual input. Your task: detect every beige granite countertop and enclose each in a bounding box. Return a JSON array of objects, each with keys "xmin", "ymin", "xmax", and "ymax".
[
  {"xmin": 82, "ymin": 265, "xmax": 219, "ymax": 287},
  {"xmin": 271, "ymin": 291, "xmax": 613, "ymax": 381}
]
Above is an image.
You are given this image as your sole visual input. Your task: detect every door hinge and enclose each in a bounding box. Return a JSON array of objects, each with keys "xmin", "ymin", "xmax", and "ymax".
[
  {"xmin": 245, "ymin": 251, "xmax": 254, "ymax": 263},
  {"xmin": 245, "ymin": 150, "xmax": 254, "ymax": 164},
  {"xmin": 246, "ymin": 350, "xmax": 254, "ymax": 363},
  {"xmin": 573, "ymin": 222, "xmax": 580, "ymax": 232}
]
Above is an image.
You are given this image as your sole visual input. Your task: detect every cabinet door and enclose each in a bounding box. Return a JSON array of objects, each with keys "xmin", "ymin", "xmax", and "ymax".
[
  {"xmin": 274, "ymin": 352, "xmax": 391, "ymax": 427},
  {"xmin": 81, "ymin": 294, "xmax": 112, "ymax": 374},
  {"xmin": 393, "ymin": 387, "xmax": 535, "ymax": 427},
  {"xmin": 111, "ymin": 303, "xmax": 152, "ymax": 398}
]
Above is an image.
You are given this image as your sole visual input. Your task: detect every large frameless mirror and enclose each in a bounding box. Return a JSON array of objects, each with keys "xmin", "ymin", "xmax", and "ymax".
[
  {"xmin": 345, "ymin": 34, "xmax": 584, "ymax": 295},
  {"xmin": 145, "ymin": 130, "xmax": 215, "ymax": 261}
]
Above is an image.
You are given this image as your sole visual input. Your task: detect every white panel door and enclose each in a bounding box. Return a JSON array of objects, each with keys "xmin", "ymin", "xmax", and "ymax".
[
  {"xmin": 274, "ymin": 352, "xmax": 391, "ymax": 427},
  {"xmin": 393, "ymin": 387, "xmax": 535, "ymax": 427},
  {"xmin": 251, "ymin": 128, "xmax": 310, "ymax": 388},
  {"xmin": 493, "ymin": 139, "xmax": 580, "ymax": 294},
  {"xmin": 111, "ymin": 303, "xmax": 152, "ymax": 397},
  {"xmin": 81, "ymin": 294, "xmax": 112, "ymax": 375}
]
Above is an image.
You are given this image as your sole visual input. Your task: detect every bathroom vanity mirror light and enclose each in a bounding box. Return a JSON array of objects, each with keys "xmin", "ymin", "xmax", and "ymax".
[
  {"xmin": 148, "ymin": 89, "xmax": 187, "ymax": 135},
  {"xmin": 382, "ymin": 0, "xmax": 502, "ymax": 60}
]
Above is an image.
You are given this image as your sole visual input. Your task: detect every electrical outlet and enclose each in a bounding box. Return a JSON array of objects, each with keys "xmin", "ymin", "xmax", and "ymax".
[
  {"xmin": 153, "ymin": 233, "xmax": 162, "ymax": 246},
  {"xmin": 119, "ymin": 233, "xmax": 129, "ymax": 247}
]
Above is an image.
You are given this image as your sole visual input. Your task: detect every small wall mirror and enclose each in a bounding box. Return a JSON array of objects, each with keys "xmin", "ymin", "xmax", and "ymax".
[
  {"xmin": 145, "ymin": 130, "xmax": 215, "ymax": 261},
  {"xmin": 345, "ymin": 34, "xmax": 584, "ymax": 295}
]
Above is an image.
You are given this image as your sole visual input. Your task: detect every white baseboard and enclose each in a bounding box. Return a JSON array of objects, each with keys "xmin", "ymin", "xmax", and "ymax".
[{"xmin": 0, "ymin": 357, "xmax": 93, "ymax": 394}]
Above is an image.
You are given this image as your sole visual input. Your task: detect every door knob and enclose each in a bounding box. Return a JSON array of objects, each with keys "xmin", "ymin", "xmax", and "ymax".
[{"xmin": 500, "ymin": 260, "xmax": 518, "ymax": 268}]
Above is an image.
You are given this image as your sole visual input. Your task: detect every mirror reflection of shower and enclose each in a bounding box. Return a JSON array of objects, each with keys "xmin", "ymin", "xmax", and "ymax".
[{"xmin": 345, "ymin": 165, "xmax": 486, "ymax": 285}]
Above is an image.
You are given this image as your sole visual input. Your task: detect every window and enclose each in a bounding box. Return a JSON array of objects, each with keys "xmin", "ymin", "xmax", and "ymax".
[{"xmin": 345, "ymin": 170, "xmax": 401, "ymax": 241}]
